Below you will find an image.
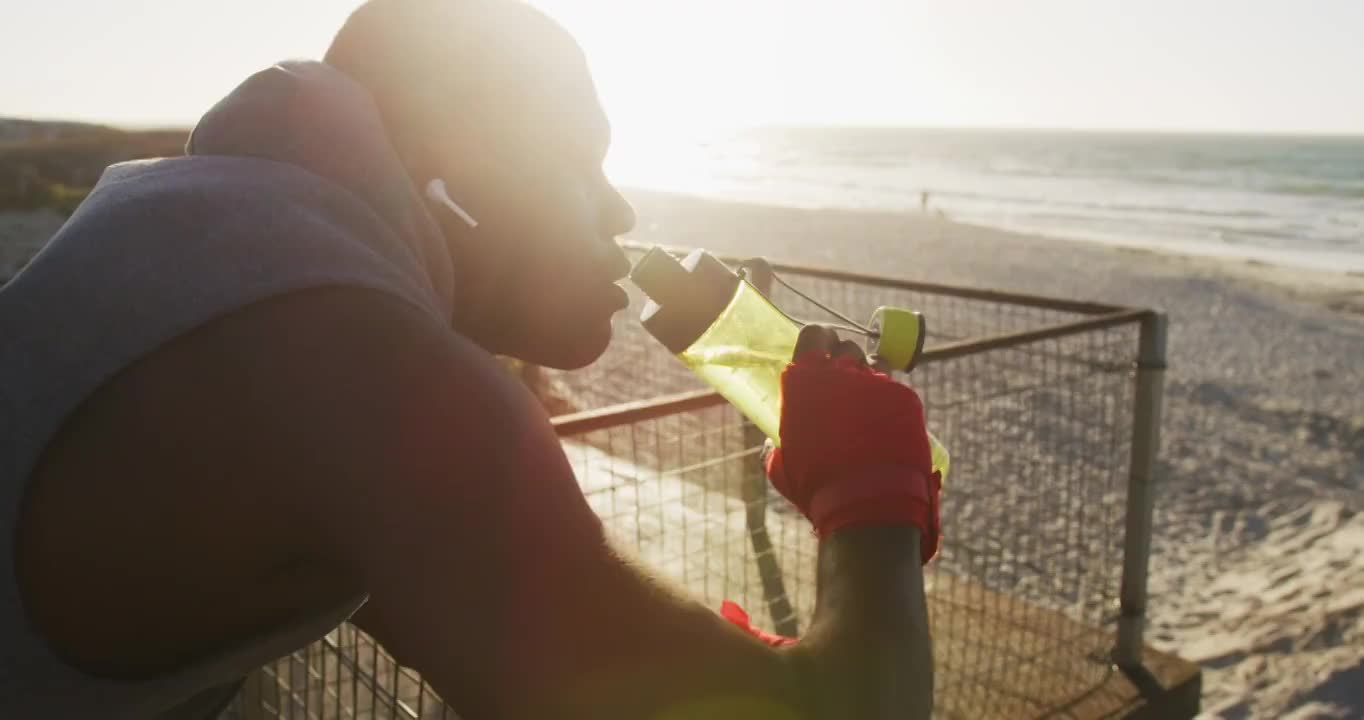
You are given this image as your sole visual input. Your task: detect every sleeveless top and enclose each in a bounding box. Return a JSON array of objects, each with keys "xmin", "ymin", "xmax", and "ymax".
[{"xmin": 0, "ymin": 61, "xmax": 456, "ymax": 718}]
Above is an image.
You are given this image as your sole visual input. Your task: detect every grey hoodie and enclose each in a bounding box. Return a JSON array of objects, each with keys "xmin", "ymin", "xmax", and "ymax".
[{"xmin": 0, "ymin": 61, "xmax": 455, "ymax": 718}]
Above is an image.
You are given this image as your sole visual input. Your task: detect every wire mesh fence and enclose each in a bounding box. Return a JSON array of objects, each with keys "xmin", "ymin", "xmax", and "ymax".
[
  {"xmin": 918, "ymin": 326, "xmax": 1139, "ymax": 717},
  {"xmin": 226, "ymin": 625, "xmax": 453, "ymax": 720},
  {"xmin": 225, "ymin": 249, "xmax": 1153, "ymax": 720}
]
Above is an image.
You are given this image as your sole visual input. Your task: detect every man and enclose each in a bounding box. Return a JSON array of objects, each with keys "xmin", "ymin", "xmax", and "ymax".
[{"xmin": 0, "ymin": 1, "xmax": 938, "ymax": 717}]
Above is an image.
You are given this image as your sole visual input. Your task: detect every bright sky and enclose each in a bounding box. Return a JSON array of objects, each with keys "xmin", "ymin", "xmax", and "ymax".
[{"xmin": 2, "ymin": 0, "xmax": 1362, "ymax": 135}]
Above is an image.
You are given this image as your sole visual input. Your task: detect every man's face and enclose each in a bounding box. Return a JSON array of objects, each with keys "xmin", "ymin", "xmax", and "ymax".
[{"xmin": 427, "ymin": 29, "xmax": 636, "ymax": 370}]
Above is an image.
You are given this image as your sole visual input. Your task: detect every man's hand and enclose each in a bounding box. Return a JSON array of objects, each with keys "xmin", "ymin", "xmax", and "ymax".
[{"xmin": 764, "ymin": 325, "xmax": 941, "ymax": 556}]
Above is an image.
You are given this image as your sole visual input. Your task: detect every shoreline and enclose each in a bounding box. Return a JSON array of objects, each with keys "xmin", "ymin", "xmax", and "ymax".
[
  {"xmin": 946, "ymin": 214, "xmax": 1364, "ymax": 318},
  {"xmin": 621, "ymin": 187, "xmax": 1364, "ymax": 307},
  {"xmin": 952, "ymin": 215, "xmax": 1364, "ymax": 293},
  {"xmin": 933, "ymin": 212, "xmax": 1364, "ymax": 280}
]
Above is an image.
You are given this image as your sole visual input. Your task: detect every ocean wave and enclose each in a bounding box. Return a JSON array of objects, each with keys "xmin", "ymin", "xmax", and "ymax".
[
  {"xmin": 929, "ymin": 189, "xmax": 1274, "ymax": 221},
  {"xmin": 977, "ymin": 167, "xmax": 1364, "ymax": 200},
  {"xmin": 1266, "ymin": 183, "xmax": 1364, "ymax": 199}
]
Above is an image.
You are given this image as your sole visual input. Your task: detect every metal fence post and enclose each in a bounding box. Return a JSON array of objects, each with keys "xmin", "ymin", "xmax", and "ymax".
[
  {"xmin": 739, "ymin": 258, "xmax": 799, "ymax": 637},
  {"xmin": 234, "ymin": 667, "xmax": 270, "ymax": 719},
  {"xmin": 1116, "ymin": 312, "xmax": 1167, "ymax": 668}
]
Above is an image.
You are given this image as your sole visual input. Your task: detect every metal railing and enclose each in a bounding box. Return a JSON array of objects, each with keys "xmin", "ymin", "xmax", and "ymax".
[{"xmin": 225, "ymin": 247, "xmax": 1167, "ymax": 719}]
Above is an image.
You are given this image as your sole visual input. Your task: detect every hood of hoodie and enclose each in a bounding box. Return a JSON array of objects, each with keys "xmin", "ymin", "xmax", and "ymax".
[{"xmin": 186, "ymin": 60, "xmax": 456, "ymax": 318}]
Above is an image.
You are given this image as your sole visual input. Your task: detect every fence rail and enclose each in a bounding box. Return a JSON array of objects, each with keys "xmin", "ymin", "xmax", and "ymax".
[{"xmin": 619, "ymin": 241, "xmax": 1135, "ymax": 316}]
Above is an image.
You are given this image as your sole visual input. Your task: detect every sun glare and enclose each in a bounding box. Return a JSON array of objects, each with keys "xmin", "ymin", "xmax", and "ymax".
[{"xmin": 530, "ymin": 0, "xmax": 802, "ymax": 194}]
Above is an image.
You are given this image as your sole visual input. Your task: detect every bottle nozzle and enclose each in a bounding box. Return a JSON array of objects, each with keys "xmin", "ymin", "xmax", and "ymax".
[
  {"xmin": 629, "ymin": 247, "xmax": 693, "ymax": 309},
  {"xmin": 629, "ymin": 247, "xmax": 742, "ymax": 354}
]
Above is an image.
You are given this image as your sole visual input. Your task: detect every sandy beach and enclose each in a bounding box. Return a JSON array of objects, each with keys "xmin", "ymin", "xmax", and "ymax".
[
  {"xmin": 621, "ymin": 190, "xmax": 1364, "ymax": 720},
  {"xmin": 4, "ymin": 192, "xmax": 1362, "ymax": 719}
]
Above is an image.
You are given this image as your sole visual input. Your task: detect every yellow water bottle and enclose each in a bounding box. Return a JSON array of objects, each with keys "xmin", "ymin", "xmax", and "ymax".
[{"xmin": 630, "ymin": 247, "xmax": 949, "ymax": 482}]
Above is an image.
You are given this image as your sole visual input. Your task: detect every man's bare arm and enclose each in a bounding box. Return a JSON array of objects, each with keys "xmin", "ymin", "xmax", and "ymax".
[{"xmin": 268, "ymin": 289, "xmax": 932, "ymax": 719}]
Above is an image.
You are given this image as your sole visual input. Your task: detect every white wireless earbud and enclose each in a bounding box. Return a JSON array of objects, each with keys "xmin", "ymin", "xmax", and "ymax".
[{"xmin": 424, "ymin": 178, "xmax": 479, "ymax": 229}]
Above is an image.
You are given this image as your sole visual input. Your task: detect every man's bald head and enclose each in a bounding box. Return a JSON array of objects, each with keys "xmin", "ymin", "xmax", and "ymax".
[{"xmin": 325, "ymin": 0, "xmax": 598, "ymax": 164}]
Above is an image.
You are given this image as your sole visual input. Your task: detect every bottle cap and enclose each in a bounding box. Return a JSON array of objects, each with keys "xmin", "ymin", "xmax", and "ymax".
[
  {"xmin": 867, "ymin": 307, "xmax": 927, "ymax": 373},
  {"xmin": 630, "ymin": 247, "xmax": 741, "ymax": 353}
]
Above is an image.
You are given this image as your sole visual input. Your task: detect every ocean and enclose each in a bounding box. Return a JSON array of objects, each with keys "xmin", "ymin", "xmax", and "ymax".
[{"xmin": 607, "ymin": 128, "xmax": 1364, "ymax": 273}]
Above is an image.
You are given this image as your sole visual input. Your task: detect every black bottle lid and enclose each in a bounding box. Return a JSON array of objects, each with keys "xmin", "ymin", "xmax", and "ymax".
[{"xmin": 630, "ymin": 247, "xmax": 742, "ymax": 353}]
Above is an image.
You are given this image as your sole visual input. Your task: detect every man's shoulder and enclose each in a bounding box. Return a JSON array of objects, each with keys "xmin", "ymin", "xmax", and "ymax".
[
  {"xmin": 89, "ymin": 155, "xmax": 360, "ymax": 222},
  {"xmin": 24, "ymin": 153, "xmax": 429, "ymax": 319}
]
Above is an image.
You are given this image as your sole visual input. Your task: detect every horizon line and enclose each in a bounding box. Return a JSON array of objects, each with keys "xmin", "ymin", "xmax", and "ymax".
[{"xmin": 5, "ymin": 114, "xmax": 1363, "ymax": 140}]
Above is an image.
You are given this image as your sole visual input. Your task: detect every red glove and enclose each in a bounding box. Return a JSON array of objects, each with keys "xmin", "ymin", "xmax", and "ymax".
[
  {"xmin": 765, "ymin": 351, "xmax": 941, "ymax": 563},
  {"xmin": 720, "ymin": 601, "xmax": 797, "ymax": 647}
]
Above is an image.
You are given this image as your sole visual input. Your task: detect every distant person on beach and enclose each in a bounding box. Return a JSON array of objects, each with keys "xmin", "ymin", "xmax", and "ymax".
[
  {"xmin": 0, "ymin": 1, "xmax": 938, "ymax": 718},
  {"xmin": 920, "ymin": 190, "xmax": 930, "ymax": 214}
]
